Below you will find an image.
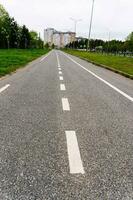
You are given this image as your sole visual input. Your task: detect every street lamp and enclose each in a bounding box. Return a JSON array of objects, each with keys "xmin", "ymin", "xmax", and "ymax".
[
  {"xmin": 86, "ymin": 0, "xmax": 95, "ymax": 51},
  {"xmin": 70, "ymin": 18, "xmax": 82, "ymax": 36},
  {"xmin": 70, "ymin": 18, "xmax": 82, "ymax": 49}
]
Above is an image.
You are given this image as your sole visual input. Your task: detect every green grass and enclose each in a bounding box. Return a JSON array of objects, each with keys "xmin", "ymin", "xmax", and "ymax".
[
  {"xmin": 0, "ymin": 49, "xmax": 50, "ymax": 76},
  {"xmin": 63, "ymin": 49, "xmax": 133, "ymax": 76}
]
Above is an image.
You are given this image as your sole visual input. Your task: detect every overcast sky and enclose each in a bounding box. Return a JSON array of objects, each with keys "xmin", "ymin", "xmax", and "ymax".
[{"xmin": 0, "ymin": 0, "xmax": 133, "ymax": 40}]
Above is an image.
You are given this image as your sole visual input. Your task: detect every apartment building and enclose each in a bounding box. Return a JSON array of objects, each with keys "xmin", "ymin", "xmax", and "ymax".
[{"xmin": 44, "ymin": 28, "xmax": 76, "ymax": 48}]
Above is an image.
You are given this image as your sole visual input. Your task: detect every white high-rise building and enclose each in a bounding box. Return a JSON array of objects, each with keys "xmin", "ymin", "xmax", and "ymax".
[
  {"xmin": 44, "ymin": 28, "xmax": 55, "ymax": 46},
  {"xmin": 44, "ymin": 28, "xmax": 76, "ymax": 48},
  {"xmin": 53, "ymin": 32, "xmax": 61, "ymax": 47},
  {"xmin": 64, "ymin": 33, "xmax": 71, "ymax": 46}
]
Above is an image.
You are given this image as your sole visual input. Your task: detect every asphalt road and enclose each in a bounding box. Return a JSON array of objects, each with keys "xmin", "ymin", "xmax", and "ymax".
[{"xmin": 0, "ymin": 50, "xmax": 133, "ymax": 200}]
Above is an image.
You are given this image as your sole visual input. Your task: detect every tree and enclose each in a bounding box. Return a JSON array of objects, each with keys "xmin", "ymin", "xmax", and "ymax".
[
  {"xmin": 52, "ymin": 43, "xmax": 55, "ymax": 49},
  {"xmin": 29, "ymin": 31, "xmax": 38, "ymax": 48},
  {"xmin": 44, "ymin": 43, "xmax": 49, "ymax": 49},
  {"xmin": 9, "ymin": 18, "xmax": 20, "ymax": 48},
  {"xmin": 126, "ymin": 32, "xmax": 133, "ymax": 52},
  {"xmin": 19, "ymin": 25, "xmax": 31, "ymax": 49},
  {"xmin": 0, "ymin": 4, "xmax": 10, "ymax": 48},
  {"xmin": 0, "ymin": 3, "xmax": 45, "ymax": 49},
  {"xmin": 0, "ymin": 4, "xmax": 20, "ymax": 48},
  {"xmin": 37, "ymin": 33, "xmax": 44, "ymax": 49},
  {"xmin": 0, "ymin": 4, "xmax": 8, "ymax": 22},
  {"xmin": 127, "ymin": 32, "xmax": 133, "ymax": 41},
  {"xmin": 30, "ymin": 31, "xmax": 38, "ymax": 40}
]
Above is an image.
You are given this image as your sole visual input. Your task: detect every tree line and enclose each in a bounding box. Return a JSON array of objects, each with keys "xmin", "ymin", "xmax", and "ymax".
[
  {"xmin": 0, "ymin": 4, "xmax": 43, "ymax": 49},
  {"xmin": 66, "ymin": 33, "xmax": 133, "ymax": 54}
]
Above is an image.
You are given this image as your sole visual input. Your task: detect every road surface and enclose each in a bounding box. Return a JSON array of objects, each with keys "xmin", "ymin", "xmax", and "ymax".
[{"xmin": 0, "ymin": 50, "xmax": 133, "ymax": 200}]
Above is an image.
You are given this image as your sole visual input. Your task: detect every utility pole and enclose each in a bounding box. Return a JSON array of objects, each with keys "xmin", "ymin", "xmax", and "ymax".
[
  {"xmin": 86, "ymin": 0, "xmax": 95, "ymax": 51},
  {"xmin": 70, "ymin": 18, "xmax": 82, "ymax": 49}
]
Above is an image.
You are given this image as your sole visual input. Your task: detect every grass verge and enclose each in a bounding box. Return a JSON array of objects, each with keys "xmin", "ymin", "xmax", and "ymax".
[
  {"xmin": 0, "ymin": 49, "xmax": 50, "ymax": 77},
  {"xmin": 63, "ymin": 49, "xmax": 133, "ymax": 78}
]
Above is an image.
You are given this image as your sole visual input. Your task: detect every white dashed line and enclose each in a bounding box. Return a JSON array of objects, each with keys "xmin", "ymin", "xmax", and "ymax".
[
  {"xmin": 60, "ymin": 84, "xmax": 66, "ymax": 91},
  {"xmin": 57, "ymin": 51, "xmax": 84, "ymax": 174},
  {"xmin": 0, "ymin": 84, "xmax": 10, "ymax": 94},
  {"xmin": 56, "ymin": 52, "xmax": 60, "ymax": 67},
  {"xmin": 62, "ymin": 52, "xmax": 133, "ymax": 103},
  {"xmin": 65, "ymin": 131, "xmax": 85, "ymax": 174},
  {"xmin": 59, "ymin": 76, "xmax": 64, "ymax": 81},
  {"xmin": 62, "ymin": 98, "xmax": 70, "ymax": 111}
]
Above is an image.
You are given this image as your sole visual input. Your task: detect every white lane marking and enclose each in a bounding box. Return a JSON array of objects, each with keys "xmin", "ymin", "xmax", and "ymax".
[
  {"xmin": 62, "ymin": 52, "xmax": 133, "ymax": 103},
  {"xmin": 0, "ymin": 84, "xmax": 10, "ymax": 94},
  {"xmin": 40, "ymin": 51, "xmax": 51, "ymax": 62},
  {"xmin": 62, "ymin": 98, "xmax": 70, "ymax": 111},
  {"xmin": 59, "ymin": 71, "xmax": 62, "ymax": 75},
  {"xmin": 59, "ymin": 76, "xmax": 64, "ymax": 81},
  {"xmin": 55, "ymin": 52, "xmax": 60, "ymax": 67},
  {"xmin": 65, "ymin": 131, "xmax": 85, "ymax": 174},
  {"xmin": 60, "ymin": 84, "xmax": 66, "ymax": 91},
  {"xmin": 58, "ymin": 68, "xmax": 61, "ymax": 71}
]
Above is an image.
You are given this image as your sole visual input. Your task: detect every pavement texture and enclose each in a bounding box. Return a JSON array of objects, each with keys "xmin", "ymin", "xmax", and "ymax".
[{"xmin": 0, "ymin": 50, "xmax": 133, "ymax": 200}]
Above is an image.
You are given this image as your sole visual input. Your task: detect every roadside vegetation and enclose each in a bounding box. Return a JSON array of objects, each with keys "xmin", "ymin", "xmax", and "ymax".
[
  {"xmin": 66, "ymin": 32, "xmax": 133, "ymax": 56},
  {"xmin": 0, "ymin": 4, "xmax": 50, "ymax": 77},
  {"xmin": 0, "ymin": 4, "xmax": 44, "ymax": 49},
  {"xmin": 0, "ymin": 49, "xmax": 49, "ymax": 76},
  {"xmin": 63, "ymin": 49, "xmax": 133, "ymax": 77},
  {"xmin": 64, "ymin": 27, "xmax": 133, "ymax": 78}
]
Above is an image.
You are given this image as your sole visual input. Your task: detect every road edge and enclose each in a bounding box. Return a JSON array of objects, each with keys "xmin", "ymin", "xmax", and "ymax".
[{"xmin": 62, "ymin": 51, "xmax": 133, "ymax": 80}]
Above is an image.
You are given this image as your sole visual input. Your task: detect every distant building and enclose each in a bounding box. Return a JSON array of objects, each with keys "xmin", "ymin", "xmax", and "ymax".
[
  {"xmin": 44, "ymin": 28, "xmax": 54, "ymax": 46},
  {"xmin": 44, "ymin": 28, "xmax": 76, "ymax": 48},
  {"xmin": 53, "ymin": 32, "xmax": 61, "ymax": 47}
]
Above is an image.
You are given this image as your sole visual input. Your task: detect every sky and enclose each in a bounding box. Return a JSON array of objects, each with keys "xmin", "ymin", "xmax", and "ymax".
[{"xmin": 0, "ymin": 0, "xmax": 133, "ymax": 41}]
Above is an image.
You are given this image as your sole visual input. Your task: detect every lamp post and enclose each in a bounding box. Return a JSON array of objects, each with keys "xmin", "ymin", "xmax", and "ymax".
[
  {"xmin": 86, "ymin": 0, "xmax": 95, "ymax": 51},
  {"xmin": 70, "ymin": 18, "xmax": 82, "ymax": 49},
  {"xmin": 70, "ymin": 18, "xmax": 82, "ymax": 36}
]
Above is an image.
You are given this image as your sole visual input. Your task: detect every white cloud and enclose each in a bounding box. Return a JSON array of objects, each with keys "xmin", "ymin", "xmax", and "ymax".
[{"xmin": 0, "ymin": 0, "xmax": 132, "ymax": 40}]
